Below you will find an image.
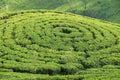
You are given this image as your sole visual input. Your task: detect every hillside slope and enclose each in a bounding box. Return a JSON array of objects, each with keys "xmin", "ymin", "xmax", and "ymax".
[
  {"xmin": 0, "ymin": 10, "xmax": 120, "ymax": 80},
  {"xmin": 0, "ymin": 0, "xmax": 120, "ymax": 23}
]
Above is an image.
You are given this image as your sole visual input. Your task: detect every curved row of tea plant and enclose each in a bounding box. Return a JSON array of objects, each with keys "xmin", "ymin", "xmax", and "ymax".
[{"xmin": 0, "ymin": 10, "xmax": 120, "ymax": 80}]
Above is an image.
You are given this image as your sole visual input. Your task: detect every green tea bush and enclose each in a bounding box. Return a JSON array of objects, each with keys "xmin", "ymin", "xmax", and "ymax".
[{"xmin": 0, "ymin": 10, "xmax": 120, "ymax": 80}]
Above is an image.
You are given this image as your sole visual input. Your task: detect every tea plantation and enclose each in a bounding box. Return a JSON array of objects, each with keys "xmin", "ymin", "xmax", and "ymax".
[
  {"xmin": 0, "ymin": 0, "xmax": 120, "ymax": 23},
  {"xmin": 0, "ymin": 10, "xmax": 120, "ymax": 80}
]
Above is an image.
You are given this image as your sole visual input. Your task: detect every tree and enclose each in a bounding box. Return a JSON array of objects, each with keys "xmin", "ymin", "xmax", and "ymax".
[
  {"xmin": 67, "ymin": 0, "xmax": 72, "ymax": 10},
  {"xmin": 81, "ymin": 0, "xmax": 88, "ymax": 10}
]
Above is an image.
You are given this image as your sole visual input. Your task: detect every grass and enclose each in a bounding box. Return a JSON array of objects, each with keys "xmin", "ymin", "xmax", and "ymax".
[{"xmin": 0, "ymin": 10, "xmax": 120, "ymax": 80}]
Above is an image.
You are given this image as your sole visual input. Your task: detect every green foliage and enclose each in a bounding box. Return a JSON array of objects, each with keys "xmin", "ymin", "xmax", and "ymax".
[
  {"xmin": 0, "ymin": 0, "xmax": 120, "ymax": 23},
  {"xmin": 0, "ymin": 10, "xmax": 120, "ymax": 80}
]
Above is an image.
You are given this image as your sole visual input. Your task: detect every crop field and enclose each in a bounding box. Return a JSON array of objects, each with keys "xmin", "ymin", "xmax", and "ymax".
[
  {"xmin": 0, "ymin": 10, "xmax": 120, "ymax": 80},
  {"xmin": 1, "ymin": 0, "xmax": 120, "ymax": 23}
]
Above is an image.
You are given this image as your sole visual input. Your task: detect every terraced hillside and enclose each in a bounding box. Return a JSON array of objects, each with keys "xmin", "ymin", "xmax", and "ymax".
[{"xmin": 0, "ymin": 10, "xmax": 120, "ymax": 80}]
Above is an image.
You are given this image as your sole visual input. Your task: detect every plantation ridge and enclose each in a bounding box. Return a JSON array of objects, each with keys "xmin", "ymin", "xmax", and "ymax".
[
  {"xmin": 0, "ymin": 10, "xmax": 120, "ymax": 80},
  {"xmin": 0, "ymin": 0, "xmax": 120, "ymax": 23}
]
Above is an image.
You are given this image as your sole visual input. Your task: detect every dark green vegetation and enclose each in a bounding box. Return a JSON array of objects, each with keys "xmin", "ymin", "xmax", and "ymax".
[
  {"xmin": 0, "ymin": 10, "xmax": 120, "ymax": 80},
  {"xmin": 0, "ymin": 0, "xmax": 120, "ymax": 23}
]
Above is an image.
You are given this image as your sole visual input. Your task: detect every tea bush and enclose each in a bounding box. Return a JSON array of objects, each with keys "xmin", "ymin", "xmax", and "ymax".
[{"xmin": 0, "ymin": 10, "xmax": 120, "ymax": 80}]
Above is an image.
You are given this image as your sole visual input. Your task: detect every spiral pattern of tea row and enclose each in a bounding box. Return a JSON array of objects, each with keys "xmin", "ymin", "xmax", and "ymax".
[{"xmin": 0, "ymin": 11, "xmax": 120, "ymax": 76}]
